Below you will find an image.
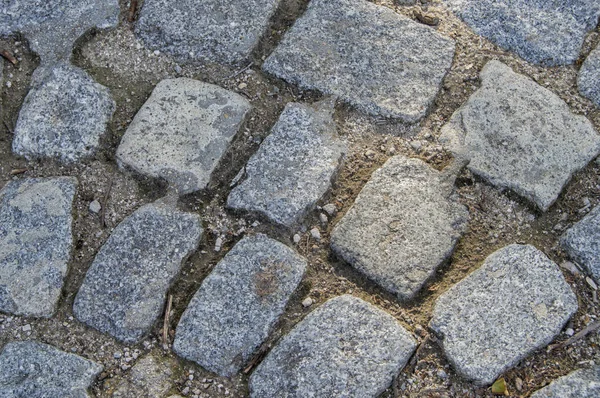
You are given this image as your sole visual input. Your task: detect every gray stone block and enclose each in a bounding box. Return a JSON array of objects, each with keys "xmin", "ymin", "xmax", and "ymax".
[
  {"xmin": 263, "ymin": 0, "xmax": 455, "ymax": 122},
  {"xmin": 249, "ymin": 295, "xmax": 417, "ymax": 397},
  {"xmin": 579, "ymin": 44, "xmax": 600, "ymax": 108},
  {"xmin": 227, "ymin": 100, "xmax": 345, "ymax": 228},
  {"xmin": 116, "ymin": 78, "xmax": 251, "ymax": 195},
  {"xmin": 531, "ymin": 366, "xmax": 600, "ymax": 397},
  {"xmin": 0, "ymin": 177, "xmax": 77, "ymax": 317},
  {"xmin": 561, "ymin": 205, "xmax": 600, "ymax": 285},
  {"xmin": 440, "ymin": 61, "xmax": 600, "ymax": 211},
  {"xmin": 444, "ymin": 0, "xmax": 600, "ymax": 66},
  {"xmin": 0, "ymin": 340, "xmax": 102, "ymax": 398},
  {"xmin": 331, "ymin": 155, "xmax": 468, "ymax": 301},
  {"xmin": 173, "ymin": 234, "xmax": 306, "ymax": 377},
  {"xmin": 430, "ymin": 244, "xmax": 578, "ymax": 385},
  {"xmin": 74, "ymin": 201, "xmax": 203, "ymax": 344}
]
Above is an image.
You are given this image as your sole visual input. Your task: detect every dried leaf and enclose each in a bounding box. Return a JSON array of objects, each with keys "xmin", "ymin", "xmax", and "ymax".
[{"xmin": 491, "ymin": 377, "xmax": 507, "ymax": 395}]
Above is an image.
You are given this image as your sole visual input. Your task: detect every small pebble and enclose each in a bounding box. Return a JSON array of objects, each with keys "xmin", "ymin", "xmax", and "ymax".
[
  {"xmin": 293, "ymin": 234, "xmax": 301, "ymax": 244},
  {"xmin": 310, "ymin": 227, "xmax": 321, "ymax": 240},
  {"xmin": 322, "ymin": 203, "xmax": 337, "ymax": 215},
  {"xmin": 89, "ymin": 200, "xmax": 102, "ymax": 214},
  {"xmin": 238, "ymin": 82, "xmax": 247, "ymax": 89},
  {"xmin": 319, "ymin": 213, "xmax": 328, "ymax": 224},
  {"xmin": 22, "ymin": 324, "xmax": 31, "ymax": 332},
  {"xmin": 586, "ymin": 277, "xmax": 598, "ymax": 290},
  {"xmin": 565, "ymin": 328, "xmax": 575, "ymax": 336},
  {"xmin": 515, "ymin": 377, "xmax": 523, "ymax": 391},
  {"xmin": 302, "ymin": 297, "xmax": 313, "ymax": 307},
  {"xmin": 215, "ymin": 237, "xmax": 223, "ymax": 252}
]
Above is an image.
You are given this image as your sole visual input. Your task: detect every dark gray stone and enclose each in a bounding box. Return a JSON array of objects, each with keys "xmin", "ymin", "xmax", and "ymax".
[
  {"xmin": 136, "ymin": 0, "xmax": 281, "ymax": 64},
  {"xmin": 531, "ymin": 366, "xmax": 600, "ymax": 397},
  {"xmin": 227, "ymin": 100, "xmax": 345, "ymax": 228},
  {"xmin": 444, "ymin": 0, "xmax": 600, "ymax": 66},
  {"xmin": 173, "ymin": 234, "xmax": 306, "ymax": 377},
  {"xmin": 116, "ymin": 78, "xmax": 251, "ymax": 195},
  {"xmin": 561, "ymin": 205, "xmax": 600, "ymax": 284},
  {"xmin": 74, "ymin": 201, "xmax": 202, "ymax": 344},
  {"xmin": 249, "ymin": 295, "xmax": 417, "ymax": 398},
  {"xmin": 579, "ymin": 44, "xmax": 600, "ymax": 108},
  {"xmin": 331, "ymin": 156, "xmax": 468, "ymax": 300},
  {"xmin": 0, "ymin": 341, "xmax": 102, "ymax": 398},
  {"xmin": 12, "ymin": 63, "xmax": 115, "ymax": 163},
  {"xmin": 440, "ymin": 61, "xmax": 600, "ymax": 211},
  {"xmin": 430, "ymin": 244, "xmax": 578, "ymax": 385},
  {"xmin": 263, "ymin": 0, "xmax": 455, "ymax": 122},
  {"xmin": 0, "ymin": 177, "xmax": 77, "ymax": 317}
]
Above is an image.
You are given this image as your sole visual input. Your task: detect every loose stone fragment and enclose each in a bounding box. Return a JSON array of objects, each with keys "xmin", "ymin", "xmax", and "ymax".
[
  {"xmin": 173, "ymin": 234, "xmax": 306, "ymax": 377},
  {"xmin": 561, "ymin": 205, "xmax": 600, "ymax": 284},
  {"xmin": 430, "ymin": 244, "xmax": 578, "ymax": 385},
  {"xmin": 443, "ymin": 0, "xmax": 600, "ymax": 66},
  {"xmin": 136, "ymin": 0, "xmax": 281, "ymax": 64},
  {"xmin": 579, "ymin": 44, "xmax": 600, "ymax": 108},
  {"xmin": 249, "ymin": 295, "xmax": 417, "ymax": 397},
  {"xmin": 0, "ymin": 177, "xmax": 76, "ymax": 317},
  {"xmin": 108, "ymin": 355, "xmax": 176, "ymax": 398},
  {"xmin": 0, "ymin": 341, "xmax": 102, "ymax": 398},
  {"xmin": 531, "ymin": 366, "xmax": 600, "ymax": 397},
  {"xmin": 227, "ymin": 101, "xmax": 345, "ymax": 227},
  {"xmin": 331, "ymin": 155, "xmax": 468, "ymax": 300},
  {"xmin": 74, "ymin": 201, "xmax": 202, "ymax": 344},
  {"xmin": 117, "ymin": 78, "xmax": 251, "ymax": 194},
  {"xmin": 440, "ymin": 61, "xmax": 600, "ymax": 211},
  {"xmin": 12, "ymin": 63, "xmax": 115, "ymax": 163},
  {"xmin": 263, "ymin": 0, "xmax": 455, "ymax": 122}
]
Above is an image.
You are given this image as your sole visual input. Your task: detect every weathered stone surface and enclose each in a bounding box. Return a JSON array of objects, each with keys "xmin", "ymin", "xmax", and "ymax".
[
  {"xmin": 227, "ymin": 100, "xmax": 345, "ymax": 227},
  {"xmin": 440, "ymin": 61, "xmax": 600, "ymax": 211},
  {"xmin": 331, "ymin": 156, "xmax": 468, "ymax": 300},
  {"xmin": 430, "ymin": 244, "xmax": 578, "ymax": 385},
  {"xmin": 444, "ymin": 0, "xmax": 600, "ymax": 66},
  {"xmin": 0, "ymin": 0, "xmax": 119, "ymax": 65},
  {"xmin": 13, "ymin": 63, "xmax": 115, "ymax": 163},
  {"xmin": 531, "ymin": 366, "xmax": 600, "ymax": 397},
  {"xmin": 108, "ymin": 355, "xmax": 176, "ymax": 398},
  {"xmin": 136, "ymin": 0, "xmax": 281, "ymax": 64},
  {"xmin": 579, "ymin": 44, "xmax": 600, "ymax": 108},
  {"xmin": 561, "ymin": 205, "xmax": 600, "ymax": 284},
  {"xmin": 0, "ymin": 341, "xmax": 102, "ymax": 398},
  {"xmin": 74, "ymin": 201, "xmax": 202, "ymax": 344},
  {"xmin": 173, "ymin": 234, "xmax": 306, "ymax": 377},
  {"xmin": 263, "ymin": 0, "xmax": 455, "ymax": 122},
  {"xmin": 250, "ymin": 295, "xmax": 417, "ymax": 397},
  {"xmin": 117, "ymin": 78, "xmax": 251, "ymax": 194},
  {"xmin": 0, "ymin": 177, "xmax": 76, "ymax": 317}
]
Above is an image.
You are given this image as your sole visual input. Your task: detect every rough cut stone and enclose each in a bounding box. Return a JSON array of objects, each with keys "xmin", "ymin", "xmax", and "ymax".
[
  {"xmin": 13, "ymin": 63, "xmax": 115, "ymax": 163},
  {"xmin": 250, "ymin": 295, "xmax": 417, "ymax": 397},
  {"xmin": 0, "ymin": 341, "xmax": 102, "ymax": 398},
  {"xmin": 117, "ymin": 78, "xmax": 251, "ymax": 194},
  {"xmin": 531, "ymin": 366, "xmax": 600, "ymax": 397},
  {"xmin": 561, "ymin": 205, "xmax": 600, "ymax": 284},
  {"xmin": 263, "ymin": 0, "xmax": 455, "ymax": 122},
  {"xmin": 136, "ymin": 0, "xmax": 281, "ymax": 64},
  {"xmin": 227, "ymin": 100, "xmax": 345, "ymax": 227},
  {"xmin": 173, "ymin": 234, "xmax": 306, "ymax": 377},
  {"xmin": 444, "ymin": 0, "xmax": 600, "ymax": 66},
  {"xmin": 0, "ymin": 177, "xmax": 77, "ymax": 317},
  {"xmin": 430, "ymin": 244, "xmax": 578, "ymax": 385},
  {"xmin": 331, "ymin": 156, "xmax": 468, "ymax": 300},
  {"xmin": 440, "ymin": 61, "xmax": 600, "ymax": 211},
  {"xmin": 74, "ymin": 201, "xmax": 202, "ymax": 344},
  {"xmin": 108, "ymin": 355, "xmax": 176, "ymax": 398},
  {"xmin": 579, "ymin": 44, "xmax": 600, "ymax": 108}
]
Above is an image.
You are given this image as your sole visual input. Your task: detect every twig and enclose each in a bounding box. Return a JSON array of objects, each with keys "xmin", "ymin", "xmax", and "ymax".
[
  {"xmin": 243, "ymin": 341, "xmax": 270, "ymax": 374},
  {"xmin": 1, "ymin": 50, "xmax": 17, "ymax": 65},
  {"xmin": 548, "ymin": 321, "xmax": 600, "ymax": 352},
  {"xmin": 10, "ymin": 168, "xmax": 28, "ymax": 175},
  {"xmin": 162, "ymin": 294, "xmax": 173, "ymax": 347},
  {"xmin": 3, "ymin": 121, "xmax": 14, "ymax": 134},
  {"xmin": 226, "ymin": 62, "xmax": 253, "ymax": 80},
  {"xmin": 101, "ymin": 178, "xmax": 114, "ymax": 228},
  {"xmin": 127, "ymin": 0, "xmax": 138, "ymax": 23}
]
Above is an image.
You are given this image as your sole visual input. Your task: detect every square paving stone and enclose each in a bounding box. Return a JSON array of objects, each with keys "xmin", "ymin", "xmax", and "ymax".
[
  {"xmin": 0, "ymin": 177, "xmax": 77, "ymax": 317},
  {"xmin": 561, "ymin": 205, "xmax": 600, "ymax": 285},
  {"xmin": 173, "ymin": 234, "xmax": 306, "ymax": 376},
  {"xmin": 116, "ymin": 78, "xmax": 251, "ymax": 195},
  {"xmin": 249, "ymin": 295, "xmax": 417, "ymax": 397},
  {"xmin": 531, "ymin": 365, "xmax": 600, "ymax": 397},
  {"xmin": 578, "ymin": 44, "xmax": 600, "ymax": 108},
  {"xmin": 263, "ymin": 0, "xmax": 455, "ymax": 122}
]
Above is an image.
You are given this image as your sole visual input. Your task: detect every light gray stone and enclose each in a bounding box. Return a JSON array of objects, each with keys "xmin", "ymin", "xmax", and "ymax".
[
  {"xmin": 249, "ymin": 295, "xmax": 417, "ymax": 398},
  {"xmin": 440, "ymin": 61, "xmax": 600, "ymax": 211},
  {"xmin": 561, "ymin": 205, "xmax": 600, "ymax": 285},
  {"xmin": 263, "ymin": 0, "xmax": 455, "ymax": 122},
  {"xmin": 227, "ymin": 100, "xmax": 345, "ymax": 227},
  {"xmin": 331, "ymin": 156, "xmax": 468, "ymax": 301},
  {"xmin": 117, "ymin": 78, "xmax": 251, "ymax": 195},
  {"xmin": 579, "ymin": 44, "xmax": 600, "ymax": 107},
  {"xmin": 531, "ymin": 366, "xmax": 600, "ymax": 397},
  {"xmin": 0, "ymin": 341, "xmax": 102, "ymax": 398},
  {"xmin": 110, "ymin": 355, "xmax": 176, "ymax": 398},
  {"xmin": 444, "ymin": 0, "xmax": 600, "ymax": 66},
  {"xmin": 135, "ymin": 0, "xmax": 281, "ymax": 64},
  {"xmin": 430, "ymin": 244, "xmax": 578, "ymax": 385},
  {"xmin": 0, "ymin": 0, "xmax": 119, "ymax": 65},
  {"xmin": 0, "ymin": 177, "xmax": 77, "ymax": 317},
  {"xmin": 173, "ymin": 234, "xmax": 306, "ymax": 377},
  {"xmin": 74, "ymin": 201, "xmax": 202, "ymax": 344},
  {"xmin": 12, "ymin": 63, "xmax": 115, "ymax": 163}
]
